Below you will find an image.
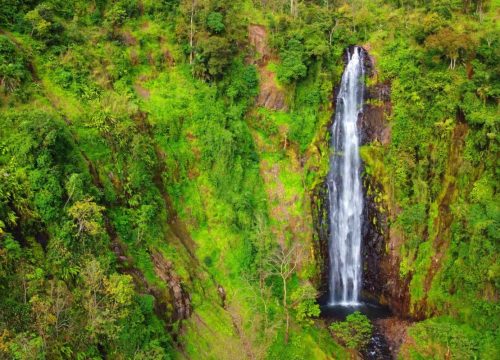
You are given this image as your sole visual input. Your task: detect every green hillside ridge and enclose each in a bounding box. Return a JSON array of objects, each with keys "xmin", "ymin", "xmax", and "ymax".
[{"xmin": 0, "ymin": 1, "xmax": 498, "ymax": 359}]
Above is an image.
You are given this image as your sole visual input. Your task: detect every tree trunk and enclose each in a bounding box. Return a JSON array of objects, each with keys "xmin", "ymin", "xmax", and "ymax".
[
  {"xmin": 189, "ymin": 0, "xmax": 195, "ymax": 65},
  {"xmin": 290, "ymin": 0, "xmax": 298, "ymax": 17},
  {"xmin": 477, "ymin": 0, "xmax": 484, "ymax": 21},
  {"xmin": 259, "ymin": 274, "xmax": 269, "ymax": 329},
  {"xmin": 282, "ymin": 275, "xmax": 289, "ymax": 343}
]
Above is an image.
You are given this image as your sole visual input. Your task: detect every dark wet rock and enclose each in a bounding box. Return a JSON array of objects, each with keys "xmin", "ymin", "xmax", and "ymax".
[
  {"xmin": 360, "ymin": 83, "xmax": 392, "ymax": 146},
  {"xmin": 359, "ymin": 53, "xmax": 412, "ymax": 318},
  {"xmin": 375, "ymin": 317, "xmax": 411, "ymax": 359},
  {"xmin": 361, "ymin": 183, "xmax": 387, "ymax": 298},
  {"xmin": 363, "ymin": 326, "xmax": 393, "ymax": 360},
  {"xmin": 361, "ymin": 174, "xmax": 412, "ymax": 317}
]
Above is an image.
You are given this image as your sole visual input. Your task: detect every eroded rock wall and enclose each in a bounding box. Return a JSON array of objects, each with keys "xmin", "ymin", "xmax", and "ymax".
[{"xmin": 359, "ymin": 52, "xmax": 412, "ymax": 317}]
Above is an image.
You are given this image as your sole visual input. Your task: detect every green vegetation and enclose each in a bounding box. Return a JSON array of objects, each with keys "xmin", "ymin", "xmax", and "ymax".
[
  {"xmin": 357, "ymin": 2, "xmax": 499, "ymax": 358},
  {"xmin": 0, "ymin": 0, "xmax": 498, "ymax": 359},
  {"xmin": 401, "ymin": 316, "xmax": 497, "ymax": 359},
  {"xmin": 330, "ymin": 312, "xmax": 373, "ymax": 351}
]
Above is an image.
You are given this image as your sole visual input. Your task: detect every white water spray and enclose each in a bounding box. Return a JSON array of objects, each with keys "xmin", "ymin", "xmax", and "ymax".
[{"xmin": 327, "ymin": 47, "xmax": 365, "ymax": 306}]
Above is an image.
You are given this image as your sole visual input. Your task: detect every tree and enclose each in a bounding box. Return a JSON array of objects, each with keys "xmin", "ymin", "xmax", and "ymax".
[
  {"xmin": 29, "ymin": 280, "xmax": 72, "ymax": 345},
  {"xmin": 290, "ymin": 0, "xmax": 298, "ymax": 17},
  {"xmin": 105, "ymin": 4, "xmax": 127, "ymax": 27},
  {"xmin": 23, "ymin": 3, "xmax": 65, "ymax": 44},
  {"xmin": 81, "ymin": 259, "xmax": 135, "ymax": 342},
  {"xmin": 189, "ymin": 0, "xmax": 197, "ymax": 64},
  {"xmin": 291, "ymin": 282, "xmax": 320, "ymax": 325},
  {"xmin": 178, "ymin": 0, "xmax": 245, "ymax": 78},
  {"xmin": 67, "ymin": 198, "xmax": 105, "ymax": 238},
  {"xmin": 195, "ymin": 35, "xmax": 234, "ymax": 78},
  {"xmin": 64, "ymin": 173, "xmax": 85, "ymax": 208},
  {"xmin": 329, "ymin": 311, "xmax": 373, "ymax": 350},
  {"xmin": 425, "ymin": 27, "xmax": 476, "ymax": 69},
  {"xmin": 267, "ymin": 245, "xmax": 298, "ymax": 343},
  {"xmin": 24, "ymin": 7, "xmax": 51, "ymax": 38},
  {"xmin": 206, "ymin": 12, "xmax": 224, "ymax": 33},
  {"xmin": 277, "ymin": 38, "xmax": 307, "ymax": 83}
]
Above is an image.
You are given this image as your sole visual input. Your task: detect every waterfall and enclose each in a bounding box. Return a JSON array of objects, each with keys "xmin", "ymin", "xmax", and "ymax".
[{"xmin": 327, "ymin": 46, "xmax": 365, "ymax": 306}]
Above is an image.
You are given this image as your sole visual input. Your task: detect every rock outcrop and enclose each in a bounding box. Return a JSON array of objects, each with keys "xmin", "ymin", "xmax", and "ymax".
[
  {"xmin": 248, "ymin": 24, "xmax": 287, "ymax": 111},
  {"xmin": 152, "ymin": 251, "xmax": 192, "ymax": 321},
  {"xmin": 359, "ymin": 82, "xmax": 391, "ymax": 146}
]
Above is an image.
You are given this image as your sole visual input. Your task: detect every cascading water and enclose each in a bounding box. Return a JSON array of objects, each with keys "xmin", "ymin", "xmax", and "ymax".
[{"xmin": 327, "ymin": 46, "xmax": 365, "ymax": 306}]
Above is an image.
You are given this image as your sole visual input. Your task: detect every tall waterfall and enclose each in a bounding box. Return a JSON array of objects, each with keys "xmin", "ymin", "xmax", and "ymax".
[{"xmin": 327, "ymin": 47, "xmax": 365, "ymax": 305}]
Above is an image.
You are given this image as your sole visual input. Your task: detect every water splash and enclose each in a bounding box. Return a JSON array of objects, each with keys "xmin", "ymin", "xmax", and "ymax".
[{"xmin": 327, "ymin": 46, "xmax": 365, "ymax": 305}]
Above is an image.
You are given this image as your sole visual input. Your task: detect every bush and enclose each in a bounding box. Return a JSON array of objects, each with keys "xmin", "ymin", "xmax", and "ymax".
[
  {"xmin": 291, "ymin": 282, "xmax": 320, "ymax": 325},
  {"xmin": 206, "ymin": 12, "xmax": 224, "ymax": 33},
  {"xmin": 329, "ymin": 311, "xmax": 373, "ymax": 350},
  {"xmin": 277, "ymin": 38, "xmax": 307, "ymax": 84},
  {"xmin": 0, "ymin": 35, "xmax": 30, "ymax": 94},
  {"xmin": 405, "ymin": 317, "xmax": 482, "ymax": 359}
]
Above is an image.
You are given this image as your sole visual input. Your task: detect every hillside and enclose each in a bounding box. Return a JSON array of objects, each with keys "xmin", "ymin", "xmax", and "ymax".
[{"xmin": 0, "ymin": 1, "xmax": 498, "ymax": 359}]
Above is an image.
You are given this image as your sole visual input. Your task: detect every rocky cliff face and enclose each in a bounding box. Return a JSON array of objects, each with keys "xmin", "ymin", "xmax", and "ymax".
[
  {"xmin": 248, "ymin": 24, "xmax": 287, "ymax": 111},
  {"xmin": 360, "ymin": 49, "xmax": 412, "ymax": 317},
  {"xmin": 361, "ymin": 161, "xmax": 412, "ymax": 317}
]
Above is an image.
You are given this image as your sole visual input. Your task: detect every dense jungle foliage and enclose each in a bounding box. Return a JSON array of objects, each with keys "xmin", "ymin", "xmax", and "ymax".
[{"xmin": 0, "ymin": 0, "xmax": 498, "ymax": 359}]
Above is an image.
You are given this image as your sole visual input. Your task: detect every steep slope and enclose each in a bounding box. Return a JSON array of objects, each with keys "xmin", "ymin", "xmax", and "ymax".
[
  {"xmin": 0, "ymin": 1, "xmax": 343, "ymax": 359},
  {"xmin": 0, "ymin": 1, "xmax": 498, "ymax": 359},
  {"xmin": 354, "ymin": 4, "xmax": 499, "ymax": 358}
]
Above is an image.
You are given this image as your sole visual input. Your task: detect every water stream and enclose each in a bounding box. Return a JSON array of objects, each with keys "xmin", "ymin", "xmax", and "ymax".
[{"xmin": 327, "ymin": 46, "xmax": 365, "ymax": 305}]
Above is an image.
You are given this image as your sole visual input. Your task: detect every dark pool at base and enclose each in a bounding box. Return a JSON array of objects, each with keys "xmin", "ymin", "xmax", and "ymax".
[
  {"xmin": 320, "ymin": 300, "xmax": 393, "ymax": 360},
  {"xmin": 320, "ymin": 299, "xmax": 392, "ymax": 321}
]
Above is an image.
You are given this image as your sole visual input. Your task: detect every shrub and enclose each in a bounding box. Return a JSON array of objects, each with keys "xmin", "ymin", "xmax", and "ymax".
[
  {"xmin": 206, "ymin": 12, "xmax": 224, "ymax": 34},
  {"xmin": 329, "ymin": 311, "xmax": 373, "ymax": 350},
  {"xmin": 277, "ymin": 38, "xmax": 307, "ymax": 84},
  {"xmin": 0, "ymin": 35, "xmax": 30, "ymax": 94}
]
